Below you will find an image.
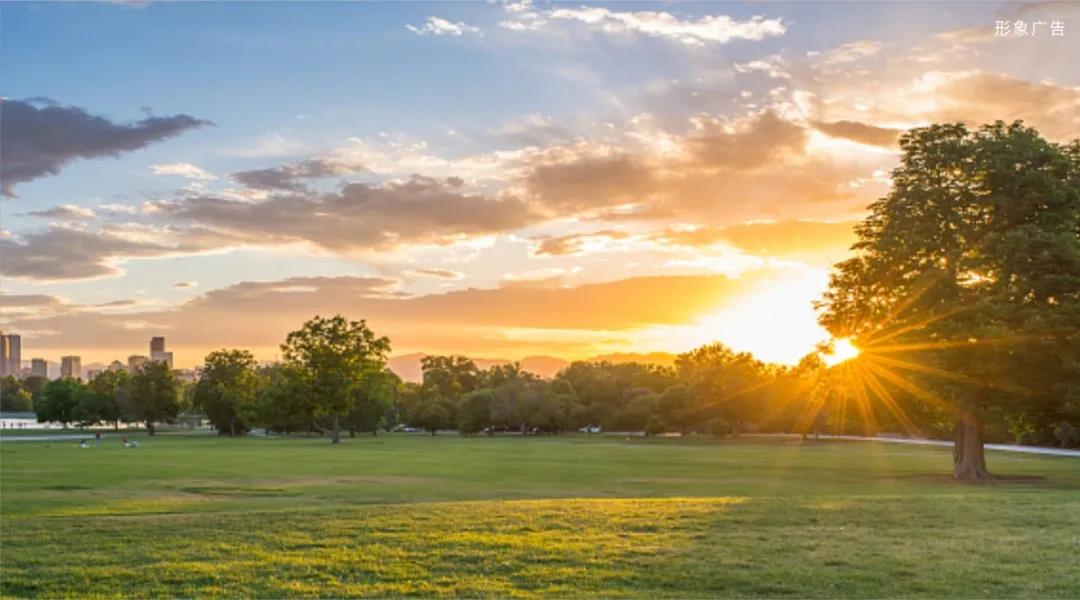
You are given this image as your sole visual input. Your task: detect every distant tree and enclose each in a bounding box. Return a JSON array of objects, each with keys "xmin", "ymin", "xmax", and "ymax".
[
  {"xmin": 675, "ymin": 343, "xmax": 768, "ymax": 434},
  {"xmin": 73, "ymin": 385, "xmax": 112, "ymax": 427},
  {"xmin": 657, "ymin": 384, "xmax": 695, "ymax": 433},
  {"xmin": 130, "ymin": 361, "xmax": 181, "ymax": 435},
  {"xmin": 20, "ymin": 375, "xmax": 48, "ymax": 410},
  {"xmin": 72, "ymin": 370, "xmax": 127, "ymax": 428},
  {"xmin": 281, "ymin": 315, "xmax": 391, "ymax": 444},
  {"xmin": 644, "ymin": 416, "xmax": 665, "ymax": 437},
  {"xmin": 818, "ymin": 122, "xmax": 1080, "ymax": 480},
  {"xmin": 344, "ymin": 368, "xmax": 399, "ymax": 436},
  {"xmin": 422, "ymin": 355, "xmax": 481, "ymax": 401},
  {"xmin": 194, "ymin": 349, "xmax": 260, "ymax": 436},
  {"xmin": 37, "ymin": 378, "xmax": 84, "ymax": 427},
  {"xmin": 395, "ymin": 381, "xmax": 426, "ymax": 428},
  {"xmin": 457, "ymin": 389, "xmax": 494, "ymax": 434},
  {"xmin": 1, "ymin": 376, "xmax": 32, "ymax": 412},
  {"xmin": 418, "ymin": 401, "xmax": 451, "ymax": 435},
  {"xmin": 254, "ymin": 363, "xmax": 312, "ymax": 434}
]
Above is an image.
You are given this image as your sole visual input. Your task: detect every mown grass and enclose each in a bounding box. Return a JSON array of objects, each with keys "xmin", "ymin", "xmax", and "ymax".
[{"xmin": 2, "ymin": 434, "xmax": 1078, "ymax": 597}]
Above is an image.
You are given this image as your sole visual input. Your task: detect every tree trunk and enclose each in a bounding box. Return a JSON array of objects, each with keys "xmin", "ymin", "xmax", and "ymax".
[
  {"xmin": 331, "ymin": 414, "xmax": 341, "ymax": 444},
  {"xmin": 114, "ymin": 420, "xmax": 119, "ymax": 431},
  {"xmin": 953, "ymin": 408, "xmax": 992, "ymax": 481},
  {"xmin": 147, "ymin": 422, "xmax": 155, "ymax": 436}
]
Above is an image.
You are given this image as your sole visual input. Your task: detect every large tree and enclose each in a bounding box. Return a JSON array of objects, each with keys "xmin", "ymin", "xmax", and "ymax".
[
  {"xmin": 130, "ymin": 361, "xmax": 182, "ymax": 435},
  {"xmin": 818, "ymin": 122, "xmax": 1080, "ymax": 480},
  {"xmin": 281, "ymin": 315, "xmax": 390, "ymax": 444},
  {"xmin": 193, "ymin": 349, "xmax": 260, "ymax": 436}
]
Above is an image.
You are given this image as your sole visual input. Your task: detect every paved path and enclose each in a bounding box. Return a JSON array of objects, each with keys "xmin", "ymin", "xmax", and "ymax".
[
  {"xmin": 0, "ymin": 429, "xmax": 213, "ymax": 443},
  {"xmin": 747, "ymin": 433, "xmax": 1080, "ymax": 457},
  {"xmin": 3, "ymin": 430, "xmax": 1077, "ymax": 456}
]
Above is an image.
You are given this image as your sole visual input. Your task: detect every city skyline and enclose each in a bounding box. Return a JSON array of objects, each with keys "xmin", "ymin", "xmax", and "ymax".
[{"xmin": 2, "ymin": 1, "xmax": 1078, "ymax": 368}]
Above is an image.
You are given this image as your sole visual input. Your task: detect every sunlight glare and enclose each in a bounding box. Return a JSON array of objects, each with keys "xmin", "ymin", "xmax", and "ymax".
[{"xmin": 824, "ymin": 338, "xmax": 860, "ymax": 367}]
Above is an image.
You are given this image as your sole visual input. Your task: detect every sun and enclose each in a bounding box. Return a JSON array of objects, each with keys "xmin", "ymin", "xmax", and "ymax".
[{"xmin": 823, "ymin": 338, "xmax": 860, "ymax": 367}]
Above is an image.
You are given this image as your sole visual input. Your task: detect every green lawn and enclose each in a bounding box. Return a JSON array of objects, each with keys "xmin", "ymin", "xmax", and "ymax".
[{"xmin": 2, "ymin": 434, "xmax": 1078, "ymax": 598}]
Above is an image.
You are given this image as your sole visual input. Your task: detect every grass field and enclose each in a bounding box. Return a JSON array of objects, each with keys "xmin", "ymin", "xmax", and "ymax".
[{"xmin": 2, "ymin": 434, "xmax": 1078, "ymax": 598}]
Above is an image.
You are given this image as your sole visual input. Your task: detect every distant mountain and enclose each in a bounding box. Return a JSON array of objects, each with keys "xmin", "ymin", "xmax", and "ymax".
[
  {"xmin": 589, "ymin": 352, "xmax": 678, "ymax": 367},
  {"xmin": 386, "ymin": 351, "xmax": 677, "ymax": 382}
]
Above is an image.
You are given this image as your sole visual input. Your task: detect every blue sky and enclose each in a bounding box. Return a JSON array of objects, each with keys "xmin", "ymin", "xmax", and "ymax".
[{"xmin": 2, "ymin": 1, "xmax": 1077, "ymax": 368}]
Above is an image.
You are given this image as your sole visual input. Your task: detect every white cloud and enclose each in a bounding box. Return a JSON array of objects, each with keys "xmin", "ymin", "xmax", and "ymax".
[
  {"xmin": 734, "ymin": 55, "xmax": 790, "ymax": 79},
  {"xmin": 809, "ymin": 40, "xmax": 883, "ymax": 65},
  {"xmin": 151, "ymin": 162, "xmax": 217, "ymax": 180},
  {"xmin": 407, "ymin": 16, "xmax": 482, "ymax": 37},
  {"xmin": 503, "ymin": 5, "xmax": 785, "ymax": 46}
]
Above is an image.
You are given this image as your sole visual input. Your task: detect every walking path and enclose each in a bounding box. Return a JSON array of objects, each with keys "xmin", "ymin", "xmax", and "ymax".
[
  {"xmin": 748, "ymin": 433, "xmax": 1080, "ymax": 457},
  {"xmin": 3, "ymin": 430, "xmax": 1078, "ymax": 456},
  {"xmin": 0, "ymin": 429, "xmax": 214, "ymax": 443}
]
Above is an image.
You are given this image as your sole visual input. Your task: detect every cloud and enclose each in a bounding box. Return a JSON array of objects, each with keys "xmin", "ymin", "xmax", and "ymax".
[
  {"xmin": 173, "ymin": 281, "xmax": 198, "ymax": 289},
  {"xmin": 809, "ymin": 40, "xmax": 883, "ymax": 65},
  {"xmin": 24, "ymin": 204, "xmax": 97, "ymax": 221},
  {"xmin": 524, "ymin": 152, "xmax": 657, "ymax": 212},
  {"xmin": 407, "ymin": 16, "xmax": 482, "ymax": 37},
  {"xmin": 689, "ymin": 109, "xmax": 807, "ymax": 169},
  {"xmin": 655, "ymin": 220, "xmax": 857, "ymax": 257},
  {"xmin": 503, "ymin": 4, "xmax": 785, "ymax": 46},
  {"xmin": 5, "ymin": 273, "xmax": 760, "ymax": 356},
  {"xmin": 231, "ymin": 158, "xmax": 355, "ymax": 192},
  {"xmin": 0, "ymin": 292, "xmax": 146, "ymax": 324},
  {"xmin": 0, "ymin": 98, "xmax": 210, "ymax": 196},
  {"xmin": 161, "ymin": 175, "xmax": 537, "ymax": 253},
  {"xmin": 0, "ymin": 226, "xmax": 176, "ymax": 281},
  {"xmin": 531, "ymin": 230, "xmax": 630, "ymax": 256},
  {"xmin": 406, "ymin": 268, "xmax": 464, "ymax": 280},
  {"xmin": 812, "ymin": 120, "xmax": 902, "ymax": 147},
  {"xmin": 151, "ymin": 162, "xmax": 216, "ymax": 180},
  {"xmin": 734, "ymin": 55, "xmax": 790, "ymax": 79}
]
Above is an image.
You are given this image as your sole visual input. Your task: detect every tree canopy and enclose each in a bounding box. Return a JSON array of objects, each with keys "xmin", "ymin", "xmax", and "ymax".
[{"xmin": 817, "ymin": 121, "xmax": 1080, "ymax": 479}]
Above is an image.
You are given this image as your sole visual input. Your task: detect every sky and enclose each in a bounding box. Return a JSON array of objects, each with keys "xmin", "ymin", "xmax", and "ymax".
[{"xmin": 1, "ymin": 1, "xmax": 1078, "ymax": 370}]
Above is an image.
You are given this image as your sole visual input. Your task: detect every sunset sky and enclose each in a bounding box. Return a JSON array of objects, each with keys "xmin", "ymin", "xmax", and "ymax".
[{"xmin": 2, "ymin": 1, "xmax": 1078, "ymax": 369}]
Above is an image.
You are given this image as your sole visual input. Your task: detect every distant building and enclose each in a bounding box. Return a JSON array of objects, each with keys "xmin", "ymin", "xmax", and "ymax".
[
  {"xmin": 109, "ymin": 360, "xmax": 126, "ymax": 372},
  {"xmin": 150, "ymin": 337, "xmax": 173, "ymax": 369},
  {"xmin": 30, "ymin": 358, "xmax": 48, "ymax": 379},
  {"xmin": 128, "ymin": 355, "xmax": 149, "ymax": 371},
  {"xmin": 60, "ymin": 356, "xmax": 82, "ymax": 379},
  {"xmin": 1, "ymin": 332, "xmax": 22, "ymax": 377},
  {"xmin": 86, "ymin": 368, "xmax": 103, "ymax": 380}
]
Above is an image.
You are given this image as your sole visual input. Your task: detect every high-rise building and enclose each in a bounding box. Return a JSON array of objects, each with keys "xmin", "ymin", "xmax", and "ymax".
[
  {"xmin": 1, "ymin": 332, "xmax": 22, "ymax": 377},
  {"xmin": 30, "ymin": 358, "xmax": 48, "ymax": 379},
  {"xmin": 150, "ymin": 337, "xmax": 173, "ymax": 369},
  {"xmin": 60, "ymin": 356, "xmax": 81, "ymax": 379},
  {"xmin": 128, "ymin": 355, "xmax": 149, "ymax": 371}
]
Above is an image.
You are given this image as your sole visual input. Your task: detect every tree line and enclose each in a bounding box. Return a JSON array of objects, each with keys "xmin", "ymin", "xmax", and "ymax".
[{"xmin": 10, "ymin": 311, "xmax": 1074, "ymax": 453}]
